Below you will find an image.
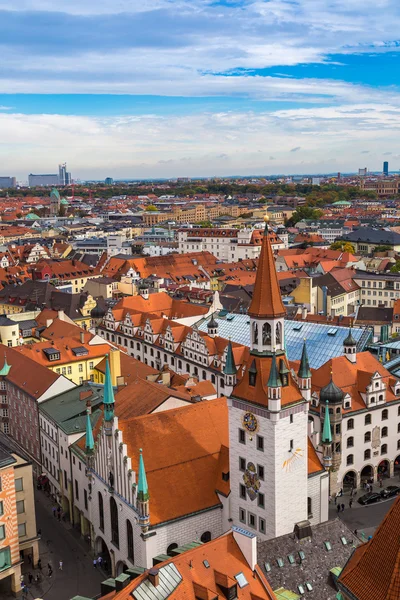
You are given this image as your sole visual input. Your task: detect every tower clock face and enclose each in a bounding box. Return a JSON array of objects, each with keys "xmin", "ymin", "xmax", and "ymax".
[{"xmin": 242, "ymin": 412, "xmax": 258, "ymax": 433}]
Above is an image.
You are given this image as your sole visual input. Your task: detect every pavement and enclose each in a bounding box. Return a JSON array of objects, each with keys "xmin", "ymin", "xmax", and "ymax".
[
  {"xmin": 328, "ymin": 473, "xmax": 400, "ymax": 540},
  {"xmin": 4, "ymin": 489, "xmax": 105, "ymax": 600}
]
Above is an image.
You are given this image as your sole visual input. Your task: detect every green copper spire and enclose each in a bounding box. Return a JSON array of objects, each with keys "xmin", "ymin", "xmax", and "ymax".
[
  {"xmin": 268, "ymin": 353, "xmax": 282, "ymax": 388},
  {"xmin": 85, "ymin": 410, "xmax": 94, "ymax": 453},
  {"xmin": 0, "ymin": 356, "xmax": 11, "ymax": 377},
  {"xmin": 224, "ymin": 340, "xmax": 237, "ymax": 375},
  {"xmin": 137, "ymin": 448, "xmax": 149, "ymax": 502},
  {"xmin": 322, "ymin": 400, "xmax": 332, "ymax": 444},
  {"xmin": 298, "ymin": 340, "xmax": 311, "ymax": 379},
  {"xmin": 103, "ymin": 355, "xmax": 115, "ymax": 423}
]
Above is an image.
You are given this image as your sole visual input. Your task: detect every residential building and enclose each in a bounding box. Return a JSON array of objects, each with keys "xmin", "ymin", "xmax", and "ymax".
[
  {"xmin": 291, "ymin": 269, "xmax": 360, "ymax": 316},
  {"xmin": 0, "ymin": 437, "xmax": 40, "ymax": 597},
  {"xmin": 353, "ymin": 270, "xmax": 400, "ymax": 308},
  {"xmin": 0, "ymin": 348, "xmax": 75, "ymax": 473},
  {"xmin": 31, "ymin": 258, "xmax": 100, "ymax": 294},
  {"xmin": 178, "ymin": 228, "xmax": 285, "ymax": 262},
  {"xmin": 341, "ymin": 227, "xmax": 400, "ymax": 254},
  {"xmin": 14, "ymin": 330, "xmax": 111, "ymax": 385}
]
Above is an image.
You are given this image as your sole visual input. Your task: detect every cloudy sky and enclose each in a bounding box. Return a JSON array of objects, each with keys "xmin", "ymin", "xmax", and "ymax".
[{"xmin": 1, "ymin": 0, "xmax": 400, "ymax": 180}]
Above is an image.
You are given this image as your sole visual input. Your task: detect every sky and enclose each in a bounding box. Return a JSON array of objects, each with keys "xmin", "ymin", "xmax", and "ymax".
[{"xmin": 1, "ymin": 0, "xmax": 400, "ymax": 181}]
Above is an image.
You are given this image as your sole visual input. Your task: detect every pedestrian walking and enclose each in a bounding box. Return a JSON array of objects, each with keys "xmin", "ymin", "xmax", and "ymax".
[
  {"xmin": 48, "ymin": 567, "xmax": 53, "ymax": 578},
  {"xmin": 28, "ymin": 553, "xmax": 32, "ymax": 564},
  {"xmin": 37, "ymin": 528, "xmax": 41, "ymax": 537},
  {"xmin": 52, "ymin": 506, "xmax": 56, "ymax": 517},
  {"xmin": 341, "ymin": 503, "xmax": 345, "ymax": 512},
  {"xmin": 349, "ymin": 499, "xmax": 353, "ymax": 509},
  {"xmin": 37, "ymin": 558, "xmax": 42, "ymax": 570},
  {"xmin": 35, "ymin": 574, "xmax": 41, "ymax": 584},
  {"xmin": 93, "ymin": 558, "xmax": 97, "ymax": 569},
  {"xmin": 97, "ymin": 556, "xmax": 103, "ymax": 568},
  {"xmin": 28, "ymin": 572, "xmax": 33, "ymax": 584},
  {"xmin": 59, "ymin": 560, "xmax": 63, "ymax": 571},
  {"xmin": 334, "ymin": 493, "xmax": 337, "ymax": 505},
  {"xmin": 336, "ymin": 504, "xmax": 340, "ymax": 514}
]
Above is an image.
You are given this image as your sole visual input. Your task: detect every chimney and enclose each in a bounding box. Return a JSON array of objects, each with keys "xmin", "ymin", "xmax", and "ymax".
[
  {"xmin": 232, "ymin": 526, "xmax": 257, "ymax": 570},
  {"xmin": 80, "ymin": 330, "xmax": 85, "ymax": 344},
  {"xmin": 148, "ymin": 568, "xmax": 159, "ymax": 587},
  {"xmin": 301, "ymin": 306, "xmax": 308, "ymax": 319},
  {"xmin": 109, "ymin": 348, "xmax": 121, "ymax": 386}
]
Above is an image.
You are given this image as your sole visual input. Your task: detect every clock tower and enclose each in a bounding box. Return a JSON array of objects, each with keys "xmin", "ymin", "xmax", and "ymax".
[{"xmin": 228, "ymin": 216, "xmax": 309, "ymax": 539}]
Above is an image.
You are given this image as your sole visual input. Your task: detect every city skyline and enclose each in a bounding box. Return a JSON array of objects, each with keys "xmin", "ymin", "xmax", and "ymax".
[{"xmin": 1, "ymin": 1, "xmax": 400, "ymax": 178}]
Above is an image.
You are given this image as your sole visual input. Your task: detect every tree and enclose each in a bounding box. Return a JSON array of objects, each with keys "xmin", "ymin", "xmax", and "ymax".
[
  {"xmin": 330, "ymin": 241, "xmax": 356, "ymax": 253},
  {"xmin": 286, "ymin": 206, "xmax": 323, "ymax": 226},
  {"xmin": 390, "ymin": 261, "xmax": 400, "ymax": 273},
  {"xmin": 198, "ymin": 221, "xmax": 212, "ymax": 228},
  {"xmin": 145, "ymin": 205, "xmax": 157, "ymax": 211},
  {"xmin": 373, "ymin": 245, "xmax": 392, "ymax": 253}
]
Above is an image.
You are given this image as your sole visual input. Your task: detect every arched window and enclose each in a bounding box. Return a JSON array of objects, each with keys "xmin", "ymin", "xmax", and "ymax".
[
  {"xmin": 127, "ymin": 520, "xmax": 134, "ymax": 562},
  {"xmin": 364, "ymin": 449, "xmax": 371, "ymax": 460},
  {"xmin": 347, "ymin": 437, "xmax": 354, "ymax": 448},
  {"xmin": 276, "ymin": 322, "xmax": 282, "ymax": 344},
  {"xmin": 347, "ymin": 419, "xmax": 354, "ymax": 430},
  {"xmin": 167, "ymin": 543, "xmax": 178, "ymax": 556},
  {"xmin": 262, "ymin": 323, "xmax": 271, "ymax": 346},
  {"xmin": 398, "ymin": 406, "xmax": 400, "ymax": 416},
  {"xmin": 365, "ymin": 414, "xmax": 371, "ymax": 425},
  {"xmin": 200, "ymin": 531, "xmax": 211, "ymax": 543},
  {"xmin": 307, "ymin": 497, "xmax": 312, "ymax": 518},
  {"xmin": 364, "ymin": 431, "xmax": 371, "ymax": 443},
  {"xmin": 336, "ymin": 407, "xmax": 341, "ymax": 414},
  {"xmin": 378, "ymin": 394, "xmax": 383, "ymax": 402},
  {"xmin": 397, "ymin": 439, "xmax": 400, "ymax": 450},
  {"xmin": 98, "ymin": 492, "xmax": 104, "ymax": 531},
  {"xmin": 346, "ymin": 454, "xmax": 354, "ymax": 466},
  {"xmin": 398, "ymin": 423, "xmax": 400, "ymax": 433},
  {"xmin": 110, "ymin": 497, "xmax": 119, "ymax": 547},
  {"xmin": 381, "ymin": 444, "xmax": 388, "ymax": 455},
  {"xmin": 370, "ymin": 397, "xmax": 375, "ymax": 404},
  {"xmin": 253, "ymin": 322, "xmax": 258, "ymax": 345},
  {"xmin": 382, "ymin": 426, "xmax": 388, "ymax": 438},
  {"xmin": 382, "ymin": 409, "xmax": 388, "ymax": 420}
]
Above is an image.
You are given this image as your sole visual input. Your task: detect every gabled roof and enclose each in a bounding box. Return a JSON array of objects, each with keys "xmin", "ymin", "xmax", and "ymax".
[
  {"xmin": 118, "ymin": 397, "xmax": 229, "ymax": 525},
  {"xmin": 108, "ymin": 531, "xmax": 275, "ymax": 600},
  {"xmin": 338, "ymin": 497, "xmax": 400, "ymax": 600}
]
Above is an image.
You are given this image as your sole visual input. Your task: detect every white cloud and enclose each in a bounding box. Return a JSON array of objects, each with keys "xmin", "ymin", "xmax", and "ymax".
[{"xmin": 2, "ymin": 104, "xmax": 400, "ymax": 180}]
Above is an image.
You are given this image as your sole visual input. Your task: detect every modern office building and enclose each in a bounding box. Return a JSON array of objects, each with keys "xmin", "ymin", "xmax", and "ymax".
[
  {"xmin": 383, "ymin": 160, "xmax": 389, "ymax": 176},
  {"xmin": 58, "ymin": 163, "xmax": 71, "ymax": 186},
  {"xmin": 28, "ymin": 173, "xmax": 59, "ymax": 187},
  {"xmin": 105, "ymin": 177, "xmax": 114, "ymax": 185},
  {"xmin": 0, "ymin": 177, "xmax": 16, "ymax": 189},
  {"xmin": 358, "ymin": 167, "xmax": 367, "ymax": 176}
]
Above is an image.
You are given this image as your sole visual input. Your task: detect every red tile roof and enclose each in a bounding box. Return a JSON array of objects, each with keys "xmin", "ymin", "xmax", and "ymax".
[{"xmin": 338, "ymin": 496, "xmax": 400, "ymax": 600}]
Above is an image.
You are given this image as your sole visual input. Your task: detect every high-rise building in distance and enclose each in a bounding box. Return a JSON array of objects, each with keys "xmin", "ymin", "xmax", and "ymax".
[
  {"xmin": 105, "ymin": 177, "xmax": 114, "ymax": 185},
  {"xmin": 383, "ymin": 161, "xmax": 389, "ymax": 176},
  {"xmin": 28, "ymin": 173, "xmax": 59, "ymax": 187},
  {"xmin": 0, "ymin": 176, "xmax": 17, "ymax": 188},
  {"xmin": 58, "ymin": 163, "xmax": 72, "ymax": 186},
  {"xmin": 358, "ymin": 167, "xmax": 367, "ymax": 176}
]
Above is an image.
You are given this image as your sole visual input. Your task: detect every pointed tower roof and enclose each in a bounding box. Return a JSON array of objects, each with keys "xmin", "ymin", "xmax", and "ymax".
[
  {"xmin": 207, "ymin": 314, "xmax": 218, "ymax": 330},
  {"xmin": 343, "ymin": 327, "xmax": 357, "ymax": 347},
  {"xmin": 298, "ymin": 340, "xmax": 311, "ymax": 379},
  {"xmin": 137, "ymin": 448, "xmax": 149, "ymax": 502},
  {"xmin": 267, "ymin": 353, "xmax": 282, "ymax": 388},
  {"xmin": 248, "ymin": 215, "xmax": 286, "ymax": 319},
  {"xmin": 103, "ymin": 355, "xmax": 115, "ymax": 407},
  {"xmin": 0, "ymin": 356, "xmax": 11, "ymax": 377},
  {"xmin": 85, "ymin": 410, "xmax": 95, "ymax": 453},
  {"xmin": 224, "ymin": 340, "xmax": 237, "ymax": 375},
  {"xmin": 322, "ymin": 400, "xmax": 332, "ymax": 444}
]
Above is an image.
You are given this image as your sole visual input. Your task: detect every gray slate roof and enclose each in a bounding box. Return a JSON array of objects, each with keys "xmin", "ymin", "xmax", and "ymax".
[
  {"xmin": 257, "ymin": 518, "xmax": 359, "ymax": 600},
  {"xmin": 343, "ymin": 228, "xmax": 400, "ymax": 245}
]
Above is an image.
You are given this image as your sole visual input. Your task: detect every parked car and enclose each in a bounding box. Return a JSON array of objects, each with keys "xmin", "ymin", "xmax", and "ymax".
[
  {"xmin": 380, "ymin": 485, "xmax": 400, "ymax": 499},
  {"xmin": 358, "ymin": 492, "xmax": 382, "ymax": 505}
]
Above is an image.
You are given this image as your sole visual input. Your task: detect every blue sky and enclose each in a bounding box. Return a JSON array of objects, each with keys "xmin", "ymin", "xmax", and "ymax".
[{"xmin": 1, "ymin": 0, "xmax": 400, "ymax": 180}]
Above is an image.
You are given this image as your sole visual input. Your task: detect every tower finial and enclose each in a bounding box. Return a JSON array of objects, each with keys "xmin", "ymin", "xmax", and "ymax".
[
  {"xmin": 103, "ymin": 355, "xmax": 115, "ymax": 430},
  {"xmin": 85, "ymin": 409, "xmax": 95, "ymax": 453}
]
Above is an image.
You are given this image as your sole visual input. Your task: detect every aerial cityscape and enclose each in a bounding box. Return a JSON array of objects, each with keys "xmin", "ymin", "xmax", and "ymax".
[{"xmin": 0, "ymin": 2, "xmax": 400, "ymax": 600}]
